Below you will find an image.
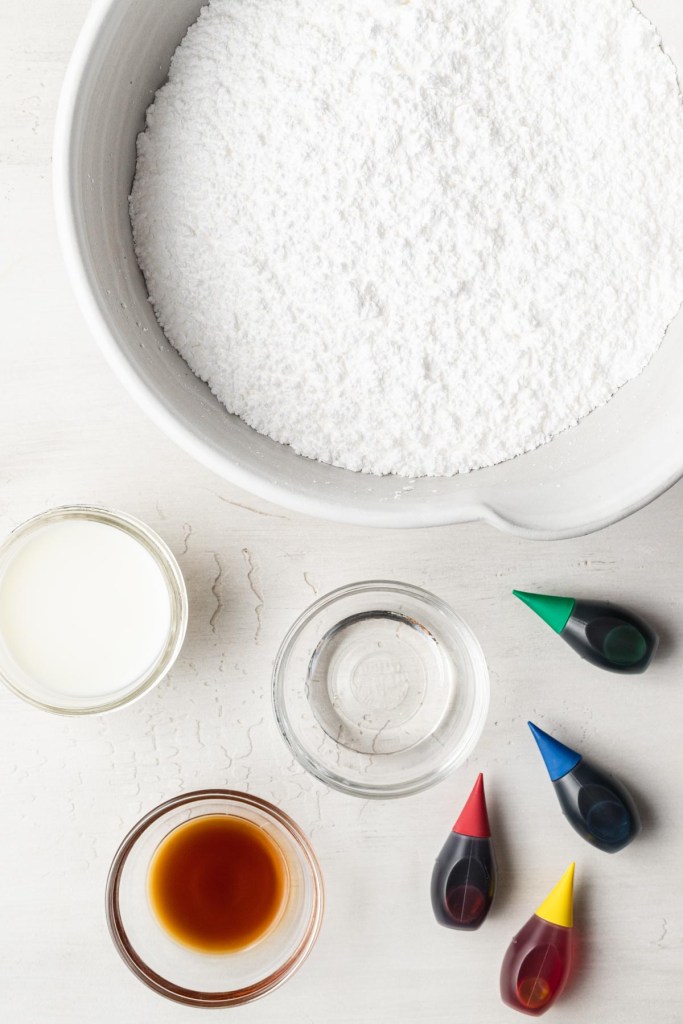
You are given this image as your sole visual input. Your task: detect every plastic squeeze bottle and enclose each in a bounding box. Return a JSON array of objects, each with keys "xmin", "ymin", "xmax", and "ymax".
[
  {"xmin": 431, "ymin": 773, "xmax": 496, "ymax": 930},
  {"xmin": 500, "ymin": 863, "xmax": 575, "ymax": 1016},
  {"xmin": 513, "ymin": 590, "xmax": 657, "ymax": 674},
  {"xmin": 529, "ymin": 722, "xmax": 640, "ymax": 853}
]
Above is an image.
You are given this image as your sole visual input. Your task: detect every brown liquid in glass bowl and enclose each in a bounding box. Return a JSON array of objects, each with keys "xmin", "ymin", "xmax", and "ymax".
[{"xmin": 148, "ymin": 814, "xmax": 289, "ymax": 954}]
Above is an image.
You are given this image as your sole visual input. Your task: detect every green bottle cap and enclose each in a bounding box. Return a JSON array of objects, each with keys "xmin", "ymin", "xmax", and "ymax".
[{"xmin": 512, "ymin": 590, "xmax": 576, "ymax": 634}]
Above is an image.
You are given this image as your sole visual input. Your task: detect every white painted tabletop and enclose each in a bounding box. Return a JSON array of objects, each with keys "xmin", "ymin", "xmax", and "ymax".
[{"xmin": 2, "ymin": 2, "xmax": 683, "ymax": 1021}]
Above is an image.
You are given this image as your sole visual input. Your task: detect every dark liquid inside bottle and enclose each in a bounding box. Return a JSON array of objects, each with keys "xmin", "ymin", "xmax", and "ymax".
[
  {"xmin": 555, "ymin": 759, "xmax": 640, "ymax": 853},
  {"xmin": 579, "ymin": 784, "xmax": 631, "ymax": 845},
  {"xmin": 563, "ymin": 600, "xmax": 657, "ymax": 673},
  {"xmin": 445, "ymin": 859, "xmax": 489, "ymax": 926},
  {"xmin": 432, "ymin": 832, "xmax": 495, "ymax": 931}
]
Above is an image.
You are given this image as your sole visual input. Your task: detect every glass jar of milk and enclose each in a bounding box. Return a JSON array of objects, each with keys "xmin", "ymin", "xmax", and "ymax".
[{"xmin": 0, "ymin": 506, "xmax": 187, "ymax": 714}]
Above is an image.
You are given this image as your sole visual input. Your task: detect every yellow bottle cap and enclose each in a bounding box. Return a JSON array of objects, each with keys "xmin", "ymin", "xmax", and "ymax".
[{"xmin": 535, "ymin": 862, "xmax": 575, "ymax": 929}]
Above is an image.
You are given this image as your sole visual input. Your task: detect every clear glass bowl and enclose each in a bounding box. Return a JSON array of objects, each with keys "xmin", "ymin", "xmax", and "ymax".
[
  {"xmin": 0, "ymin": 505, "xmax": 187, "ymax": 715},
  {"xmin": 106, "ymin": 791, "xmax": 324, "ymax": 1007},
  {"xmin": 273, "ymin": 581, "xmax": 489, "ymax": 798}
]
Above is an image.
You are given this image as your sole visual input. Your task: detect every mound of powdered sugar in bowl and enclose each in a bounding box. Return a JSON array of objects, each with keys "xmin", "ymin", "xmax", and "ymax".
[{"xmin": 130, "ymin": 0, "xmax": 683, "ymax": 477}]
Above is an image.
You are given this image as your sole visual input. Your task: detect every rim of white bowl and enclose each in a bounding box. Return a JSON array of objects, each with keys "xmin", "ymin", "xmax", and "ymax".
[{"xmin": 52, "ymin": 0, "xmax": 682, "ymax": 539}]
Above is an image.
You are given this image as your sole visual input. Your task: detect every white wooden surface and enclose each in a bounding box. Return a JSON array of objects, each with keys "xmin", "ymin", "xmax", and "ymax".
[{"xmin": 2, "ymin": 2, "xmax": 683, "ymax": 1021}]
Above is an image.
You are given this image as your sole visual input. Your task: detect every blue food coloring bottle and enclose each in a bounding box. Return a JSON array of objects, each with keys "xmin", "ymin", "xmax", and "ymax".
[{"xmin": 529, "ymin": 722, "xmax": 641, "ymax": 853}]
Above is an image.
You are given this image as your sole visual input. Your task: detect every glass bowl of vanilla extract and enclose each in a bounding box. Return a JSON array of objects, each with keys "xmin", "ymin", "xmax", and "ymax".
[{"xmin": 106, "ymin": 790, "xmax": 324, "ymax": 1007}]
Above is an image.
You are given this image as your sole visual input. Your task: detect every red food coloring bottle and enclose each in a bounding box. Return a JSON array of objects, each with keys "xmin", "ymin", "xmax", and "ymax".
[{"xmin": 431, "ymin": 774, "xmax": 496, "ymax": 930}]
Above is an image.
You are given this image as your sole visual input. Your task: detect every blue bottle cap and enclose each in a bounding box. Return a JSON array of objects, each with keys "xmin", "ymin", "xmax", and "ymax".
[{"xmin": 528, "ymin": 722, "xmax": 582, "ymax": 781}]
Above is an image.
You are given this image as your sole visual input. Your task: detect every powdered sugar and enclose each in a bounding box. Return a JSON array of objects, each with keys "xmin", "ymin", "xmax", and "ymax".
[{"xmin": 130, "ymin": 0, "xmax": 683, "ymax": 477}]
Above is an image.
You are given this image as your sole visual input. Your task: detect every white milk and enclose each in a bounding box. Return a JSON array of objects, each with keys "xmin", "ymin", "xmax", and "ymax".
[{"xmin": 0, "ymin": 518, "xmax": 173, "ymax": 700}]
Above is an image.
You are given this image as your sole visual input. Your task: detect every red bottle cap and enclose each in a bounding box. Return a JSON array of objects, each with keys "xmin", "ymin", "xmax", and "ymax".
[{"xmin": 453, "ymin": 773, "xmax": 491, "ymax": 838}]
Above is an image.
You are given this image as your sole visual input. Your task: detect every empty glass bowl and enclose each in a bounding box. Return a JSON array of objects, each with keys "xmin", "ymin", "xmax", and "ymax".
[
  {"xmin": 273, "ymin": 581, "xmax": 489, "ymax": 798},
  {"xmin": 106, "ymin": 791, "xmax": 324, "ymax": 1007}
]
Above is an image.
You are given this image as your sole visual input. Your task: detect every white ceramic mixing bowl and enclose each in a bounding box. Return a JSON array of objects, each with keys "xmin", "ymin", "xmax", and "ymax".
[{"xmin": 54, "ymin": 0, "xmax": 683, "ymax": 536}]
